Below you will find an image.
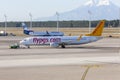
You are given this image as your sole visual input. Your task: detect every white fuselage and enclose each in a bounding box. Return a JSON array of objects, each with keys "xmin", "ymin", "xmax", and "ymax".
[{"xmin": 20, "ymin": 36, "xmax": 102, "ymax": 47}]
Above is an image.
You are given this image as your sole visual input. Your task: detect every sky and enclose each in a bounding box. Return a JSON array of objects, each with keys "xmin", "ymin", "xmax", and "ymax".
[{"xmin": 0, "ymin": 0, "xmax": 119, "ymax": 21}]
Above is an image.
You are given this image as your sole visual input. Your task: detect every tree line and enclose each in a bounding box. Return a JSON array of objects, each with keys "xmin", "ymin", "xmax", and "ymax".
[{"xmin": 0, "ymin": 20, "xmax": 119, "ymax": 28}]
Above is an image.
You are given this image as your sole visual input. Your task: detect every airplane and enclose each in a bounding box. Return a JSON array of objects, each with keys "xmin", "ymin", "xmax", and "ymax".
[
  {"xmin": 22, "ymin": 23, "xmax": 64, "ymax": 36},
  {"xmin": 20, "ymin": 20, "xmax": 105, "ymax": 48}
]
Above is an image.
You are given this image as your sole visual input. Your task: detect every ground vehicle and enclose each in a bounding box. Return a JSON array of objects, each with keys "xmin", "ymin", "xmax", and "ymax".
[
  {"xmin": 0, "ymin": 31, "xmax": 8, "ymax": 36},
  {"xmin": 10, "ymin": 43, "xmax": 20, "ymax": 49}
]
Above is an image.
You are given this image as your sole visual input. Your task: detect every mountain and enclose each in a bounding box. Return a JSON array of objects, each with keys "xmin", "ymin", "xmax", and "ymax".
[{"xmin": 36, "ymin": 0, "xmax": 119, "ymax": 21}]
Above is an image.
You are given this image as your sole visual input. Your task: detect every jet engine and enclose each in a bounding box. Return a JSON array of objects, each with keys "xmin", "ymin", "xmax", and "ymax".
[{"xmin": 50, "ymin": 42, "xmax": 59, "ymax": 48}]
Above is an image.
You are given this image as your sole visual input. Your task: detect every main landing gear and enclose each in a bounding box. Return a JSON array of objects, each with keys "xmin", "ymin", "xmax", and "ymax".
[{"xmin": 61, "ymin": 43, "xmax": 65, "ymax": 48}]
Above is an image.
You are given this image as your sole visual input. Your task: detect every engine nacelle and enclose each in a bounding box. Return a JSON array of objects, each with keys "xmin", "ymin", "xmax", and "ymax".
[{"xmin": 50, "ymin": 42, "xmax": 59, "ymax": 48}]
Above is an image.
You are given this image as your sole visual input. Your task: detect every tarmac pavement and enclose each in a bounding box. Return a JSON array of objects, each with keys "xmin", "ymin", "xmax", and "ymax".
[{"xmin": 0, "ymin": 36, "xmax": 120, "ymax": 80}]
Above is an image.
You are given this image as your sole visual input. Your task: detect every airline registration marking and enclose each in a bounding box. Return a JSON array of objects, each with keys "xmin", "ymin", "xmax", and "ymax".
[{"xmin": 33, "ymin": 38, "xmax": 61, "ymax": 44}]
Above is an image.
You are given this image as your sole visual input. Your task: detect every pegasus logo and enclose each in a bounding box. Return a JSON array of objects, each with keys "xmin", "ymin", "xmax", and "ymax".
[
  {"xmin": 33, "ymin": 38, "xmax": 48, "ymax": 44},
  {"xmin": 33, "ymin": 38, "xmax": 61, "ymax": 44}
]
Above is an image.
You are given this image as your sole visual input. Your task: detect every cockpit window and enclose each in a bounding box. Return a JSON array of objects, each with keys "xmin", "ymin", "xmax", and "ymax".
[
  {"xmin": 24, "ymin": 39, "xmax": 27, "ymax": 41},
  {"xmin": 23, "ymin": 38, "xmax": 30, "ymax": 42}
]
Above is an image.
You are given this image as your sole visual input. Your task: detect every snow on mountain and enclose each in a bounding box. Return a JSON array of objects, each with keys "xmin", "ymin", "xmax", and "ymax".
[
  {"xmin": 84, "ymin": 0, "xmax": 96, "ymax": 6},
  {"xmin": 97, "ymin": 0, "xmax": 110, "ymax": 6},
  {"xmin": 36, "ymin": 0, "xmax": 119, "ymax": 21}
]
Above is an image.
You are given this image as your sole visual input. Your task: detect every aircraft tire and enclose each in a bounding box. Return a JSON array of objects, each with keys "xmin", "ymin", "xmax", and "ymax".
[
  {"xmin": 27, "ymin": 46, "xmax": 30, "ymax": 48},
  {"xmin": 61, "ymin": 43, "xmax": 65, "ymax": 48}
]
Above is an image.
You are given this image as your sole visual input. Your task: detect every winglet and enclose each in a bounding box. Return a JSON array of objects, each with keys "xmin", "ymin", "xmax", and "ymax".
[
  {"xmin": 85, "ymin": 20, "xmax": 105, "ymax": 36},
  {"xmin": 77, "ymin": 34, "xmax": 83, "ymax": 41}
]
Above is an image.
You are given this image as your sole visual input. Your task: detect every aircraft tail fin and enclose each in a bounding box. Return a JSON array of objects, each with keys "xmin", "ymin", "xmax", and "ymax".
[
  {"xmin": 21, "ymin": 23, "xmax": 30, "ymax": 35},
  {"xmin": 22, "ymin": 23, "xmax": 28, "ymax": 30},
  {"xmin": 85, "ymin": 20, "xmax": 105, "ymax": 36}
]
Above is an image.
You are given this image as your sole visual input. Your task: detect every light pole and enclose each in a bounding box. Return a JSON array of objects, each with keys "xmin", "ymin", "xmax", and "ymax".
[
  {"xmin": 29, "ymin": 13, "xmax": 32, "ymax": 29},
  {"xmin": 119, "ymin": 8, "xmax": 120, "ymax": 57},
  {"xmin": 4, "ymin": 14, "xmax": 7, "ymax": 33},
  {"xmin": 119, "ymin": 8, "xmax": 120, "ymax": 32},
  {"xmin": 56, "ymin": 12, "xmax": 59, "ymax": 31},
  {"xmin": 88, "ymin": 10, "xmax": 92, "ymax": 33}
]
